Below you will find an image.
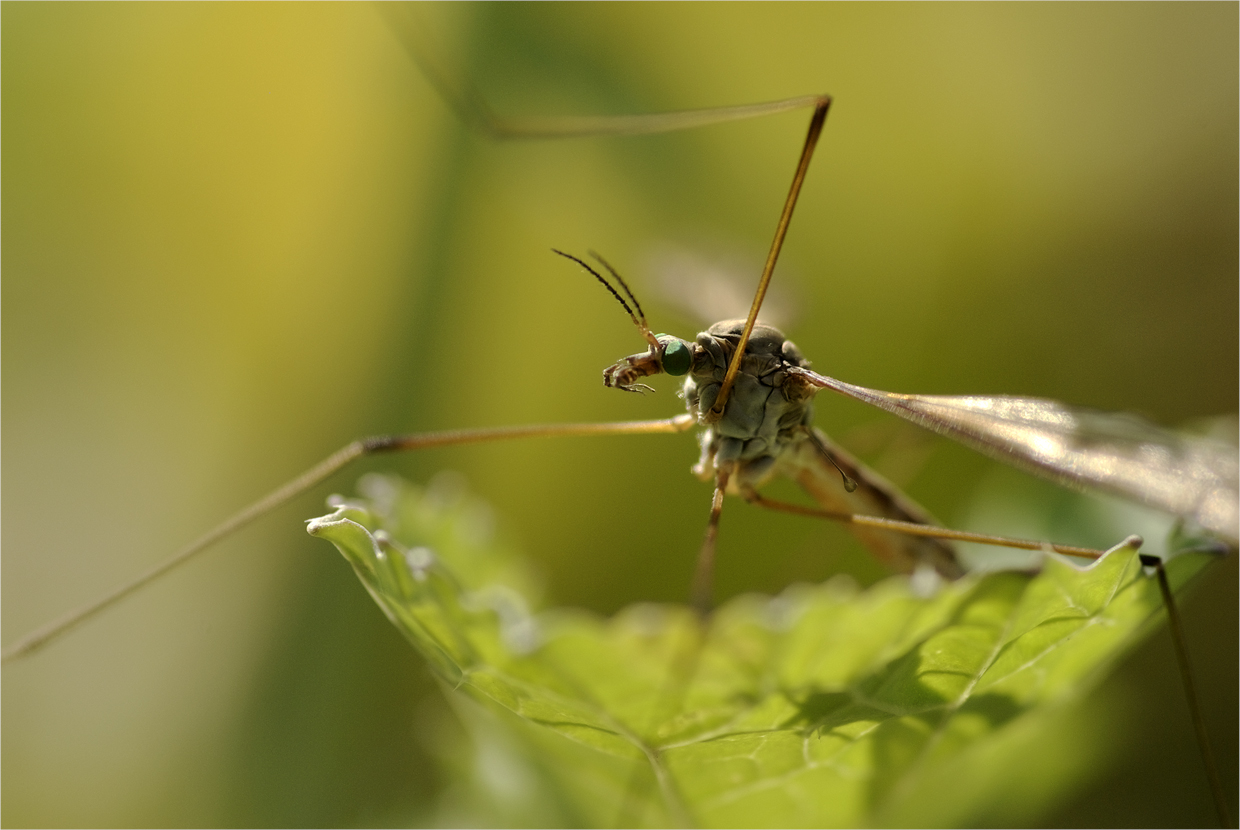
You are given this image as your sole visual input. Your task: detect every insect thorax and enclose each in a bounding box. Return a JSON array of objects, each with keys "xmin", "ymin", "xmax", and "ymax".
[{"xmin": 683, "ymin": 320, "xmax": 816, "ymax": 486}]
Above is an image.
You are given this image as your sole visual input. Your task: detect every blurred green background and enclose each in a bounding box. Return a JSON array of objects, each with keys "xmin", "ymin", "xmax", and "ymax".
[{"xmin": 3, "ymin": 3, "xmax": 1235, "ymax": 826}]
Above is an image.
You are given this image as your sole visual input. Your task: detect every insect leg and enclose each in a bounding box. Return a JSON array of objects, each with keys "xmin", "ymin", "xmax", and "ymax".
[
  {"xmin": 382, "ymin": 4, "xmax": 826, "ymax": 142},
  {"xmin": 707, "ymin": 99, "xmax": 830, "ymax": 423},
  {"xmin": 1, "ymin": 415, "xmax": 696, "ymax": 663},
  {"xmin": 690, "ymin": 467, "xmax": 732, "ymax": 615},
  {"xmin": 741, "ymin": 489, "xmax": 1111, "ymax": 562},
  {"xmin": 1143, "ymin": 553, "xmax": 1231, "ymax": 828}
]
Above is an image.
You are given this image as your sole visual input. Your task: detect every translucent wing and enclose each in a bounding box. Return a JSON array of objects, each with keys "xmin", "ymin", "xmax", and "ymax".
[
  {"xmin": 798, "ymin": 371, "xmax": 1240, "ymax": 543},
  {"xmin": 645, "ymin": 244, "xmax": 798, "ymax": 330}
]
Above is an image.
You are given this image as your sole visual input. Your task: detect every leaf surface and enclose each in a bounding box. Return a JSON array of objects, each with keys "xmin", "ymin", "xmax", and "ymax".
[{"xmin": 307, "ymin": 473, "xmax": 1212, "ymax": 827}]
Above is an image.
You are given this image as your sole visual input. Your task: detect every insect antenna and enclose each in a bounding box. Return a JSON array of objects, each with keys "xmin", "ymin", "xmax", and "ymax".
[
  {"xmin": 553, "ymin": 248, "xmax": 660, "ymax": 350},
  {"xmin": 589, "ymin": 250, "xmax": 650, "ymax": 328}
]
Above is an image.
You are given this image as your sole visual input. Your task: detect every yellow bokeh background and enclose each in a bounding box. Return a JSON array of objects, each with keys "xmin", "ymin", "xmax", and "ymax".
[{"xmin": 3, "ymin": 4, "xmax": 1235, "ymax": 826}]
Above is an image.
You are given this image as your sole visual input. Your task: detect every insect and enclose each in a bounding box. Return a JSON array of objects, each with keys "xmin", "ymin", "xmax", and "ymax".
[{"xmin": 4, "ymin": 5, "xmax": 1236, "ymax": 827}]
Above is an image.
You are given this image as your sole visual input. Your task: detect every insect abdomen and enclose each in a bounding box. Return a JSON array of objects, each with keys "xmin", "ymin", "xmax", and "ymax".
[{"xmin": 788, "ymin": 430, "xmax": 964, "ymax": 579}]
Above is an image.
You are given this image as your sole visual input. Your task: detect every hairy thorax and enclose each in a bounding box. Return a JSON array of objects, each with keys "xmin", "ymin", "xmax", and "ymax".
[{"xmin": 682, "ymin": 320, "xmax": 817, "ymax": 487}]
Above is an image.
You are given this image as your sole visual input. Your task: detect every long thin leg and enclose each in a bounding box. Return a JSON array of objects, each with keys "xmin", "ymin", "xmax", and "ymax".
[
  {"xmin": 387, "ymin": 2, "xmax": 834, "ymax": 424},
  {"xmin": 381, "ymin": 4, "xmax": 825, "ymax": 141},
  {"xmin": 690, "ymin": 468, "xmax": 731, "ymax": 615},
  {"xmin": 1142, "ymin": 554, "xmax": 1231, "ymax": 828},
  {"xmin": 1, "ymin": 415, "xmax": 695, "ymax": 663},
  {"xmin": 743, "ymin": 490, "xmax": 1111, "ymax": 560},
  {"xmin": 708, "ymin": 99, "xmax": 830, "ymax": 422},
  {"xmin": 752, "ymin": 488, "xmax": 1228, "ymax": 824}
]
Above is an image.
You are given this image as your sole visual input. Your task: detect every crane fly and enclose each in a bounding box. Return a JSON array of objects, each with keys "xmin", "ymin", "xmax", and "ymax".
[
  {"xmin": 4, "ymin": 4, "xmax": 1235, "ymax": 823},
  {"xmin": 11, "ymin": 50, "xmax": 1234, "ymax": 657}
]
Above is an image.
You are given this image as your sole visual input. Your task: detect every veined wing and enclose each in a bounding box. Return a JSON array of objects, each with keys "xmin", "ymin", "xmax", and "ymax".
[{"xmin": 798, "ymin": 371, "xmax": 1240, "ymax": 544}]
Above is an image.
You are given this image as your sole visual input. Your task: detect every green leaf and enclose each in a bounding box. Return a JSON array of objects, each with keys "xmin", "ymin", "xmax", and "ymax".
[{"xmin": 307, "ymin": 473, "xmax": 1214, "ymax": 828}]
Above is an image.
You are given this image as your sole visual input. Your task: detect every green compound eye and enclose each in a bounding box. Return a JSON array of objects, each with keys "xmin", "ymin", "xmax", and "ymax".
[{"xmin": 657, "ymin": 335, "xmax": 692, "ymax": 376}]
